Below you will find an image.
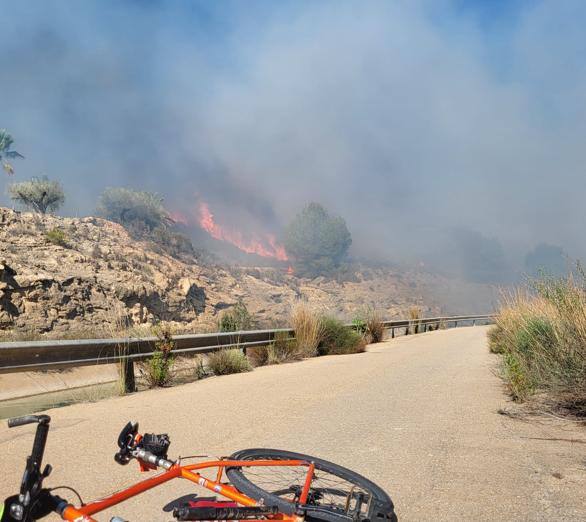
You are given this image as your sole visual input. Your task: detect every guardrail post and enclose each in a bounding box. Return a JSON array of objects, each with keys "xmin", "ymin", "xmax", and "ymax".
[
  {"xmin": 121, "ymin": 356, "xmax": 135, "ymax": 394},
  {"xmin": 454, "ymin": 321, "xmax": 458, "ymax": 328},
  {"xmin": 472, "ymin": 319, "xmax": 476, "ymax": 326},
  {"xmin": 391, "ymin": 327, "xmax": 395, "ymax": 339}
]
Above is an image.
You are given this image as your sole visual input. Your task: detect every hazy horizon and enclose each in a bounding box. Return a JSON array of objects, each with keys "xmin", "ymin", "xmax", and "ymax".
[{"xmin": 1, "ymin": 0, "xmax": 584, "ymax": 283}]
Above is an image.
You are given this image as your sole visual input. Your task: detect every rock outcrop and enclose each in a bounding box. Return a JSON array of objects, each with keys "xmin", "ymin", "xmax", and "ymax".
[{"xmin": 0, "ymin": 208, "xmax": 436, "ymax": 336}]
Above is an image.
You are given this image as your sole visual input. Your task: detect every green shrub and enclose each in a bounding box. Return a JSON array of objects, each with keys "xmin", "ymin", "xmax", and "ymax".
[
  {"xmin": 319, "ymin": 317, "xmax": 366, "ymax": 355},
  {"xmin": 44, "ymin": 227, "xmax": 68, "ymax": 247},
  {"xmin": 207, "ymin": 349, "xmax": 251, "ymax": 375},
  {"xmin": 140, "ymin": 326, "xmax": 175, "ymax": 387},
  {"xmin": 352, "ymin": 318, "xmax": 367, "ymax": 335},
  {"xmin": 218, "ymin": 301, "xmax": 254, "ymax": 332}
]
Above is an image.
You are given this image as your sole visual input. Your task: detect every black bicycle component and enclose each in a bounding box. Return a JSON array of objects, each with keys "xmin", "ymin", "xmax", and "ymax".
[
  {"xmin": 7, "ymin": 416, "xmax": 49, "ymax": 429},
  {"xmin": 5, "ymin": 415, "xmax": 53, "ymax": 522},
  {"xmin": 173, "ymin": 505, "xmax": 279, "ymax": 521},
  {"xmin": 114, "ymin": 421, "xmax": 139, "ymax": 465},
  {"xmin": 141, "ymin": 433, "xmax": 170, "ymax": 459}
]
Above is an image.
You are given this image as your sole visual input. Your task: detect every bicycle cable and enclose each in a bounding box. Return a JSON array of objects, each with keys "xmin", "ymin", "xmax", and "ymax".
[
  {"xmin": 49, "ymin": 486, "xmax": 85, "ymax": 506},
  {"xmin": 178, "ymin": 455, "xmax": 222, "ymax": 461}
]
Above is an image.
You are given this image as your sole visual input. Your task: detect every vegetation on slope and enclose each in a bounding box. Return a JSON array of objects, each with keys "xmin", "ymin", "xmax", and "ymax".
[{"xmin": 489, "ymin": 269, "xmax": 586, "ymax": 416}]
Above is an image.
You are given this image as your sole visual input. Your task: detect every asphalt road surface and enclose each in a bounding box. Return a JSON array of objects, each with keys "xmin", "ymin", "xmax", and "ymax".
[{"xmin": 1, "ymin": 326, "xmax": 584, "ymax": 521}]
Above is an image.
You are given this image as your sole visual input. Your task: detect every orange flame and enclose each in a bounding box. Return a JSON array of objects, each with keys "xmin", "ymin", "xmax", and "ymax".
[{"xmin": 198, "ymin": 202, "xmax": 289, "ymax": 261}]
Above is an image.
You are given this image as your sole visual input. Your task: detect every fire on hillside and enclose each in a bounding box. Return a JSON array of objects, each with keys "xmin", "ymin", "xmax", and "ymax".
[{"xmin": 171, "ymin": 201, "xmax": 289, "ymax": 262}]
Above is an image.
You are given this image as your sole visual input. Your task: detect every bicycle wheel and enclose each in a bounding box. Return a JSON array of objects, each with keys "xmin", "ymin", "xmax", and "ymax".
[{"xmin": 226, "ymin": 449, "xmax": 397, "ymax": 522}]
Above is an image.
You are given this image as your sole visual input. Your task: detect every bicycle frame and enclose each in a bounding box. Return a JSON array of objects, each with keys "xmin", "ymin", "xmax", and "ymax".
[{"xmin": 58, "ymin": 458, "xmax": 314, "ymax": 522}]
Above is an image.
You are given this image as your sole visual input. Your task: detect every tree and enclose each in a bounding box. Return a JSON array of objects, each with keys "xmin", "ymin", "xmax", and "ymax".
[
  {"xmin": 284, "ymin": 202, "xmax": 352, "ymax": 276},
  {"xmin": 449, "ymin": 228, "xmax": 507, "ymax": 283},
  {"xmin": 525, "ymin": 243, "xmax": 567, "ymax": 277},
  {"xmin": 97, "ymin": 187, "xmax": 172, "ymax": 231},
  {"xmin": 0, "ymin": 129, "xmax": 24, "ymax": 175},
  {"xmin": 9, "ymin": 176, "xmax": 65, "ymax": 214}
]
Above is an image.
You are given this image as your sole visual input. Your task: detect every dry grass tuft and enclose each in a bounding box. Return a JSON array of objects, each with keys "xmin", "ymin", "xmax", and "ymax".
[
  {"xmin": 408, "ymin": 306, "xmax": 422, "ymax": 334},
  {"xmin": 365, "ymin": 307, "xmax": 385, "ymax": 343},
  {"xmin": 291, "ymin": 300, "xmax": 324, "ymax": 357}
]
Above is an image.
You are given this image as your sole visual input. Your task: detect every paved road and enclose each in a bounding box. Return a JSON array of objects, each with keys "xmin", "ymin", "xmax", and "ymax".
[{"xmin": 1, "ymin": 327, "xmax": 584, "ymax": 521}]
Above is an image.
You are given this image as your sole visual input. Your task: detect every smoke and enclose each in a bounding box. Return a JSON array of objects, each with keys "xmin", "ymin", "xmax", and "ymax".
[{"xmin": 1, "ymin": 0, "xmax": 585, "ymax": 281}]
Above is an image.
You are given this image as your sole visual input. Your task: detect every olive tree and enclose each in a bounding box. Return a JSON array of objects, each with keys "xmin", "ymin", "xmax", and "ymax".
[
  {"xmin": 284, "ymin": 202, "xmax": 352, "ymax": 276},
  {"xmin": 0, "ymin": 129, "xmax": 24, "ymax": 175},
  {"xmin": 9, "ymin": 176, "xmax": 65, "ymax": 214}
]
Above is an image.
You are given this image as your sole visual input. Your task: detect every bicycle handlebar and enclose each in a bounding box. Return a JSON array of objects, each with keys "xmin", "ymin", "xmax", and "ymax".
[{"xmin": 7, "ymin": 414, "xmax": 50, "ymax": 428}]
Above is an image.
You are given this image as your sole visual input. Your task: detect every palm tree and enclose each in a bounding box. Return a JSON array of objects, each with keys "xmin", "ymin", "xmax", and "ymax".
[{"xmin": 0, "ymin": 129, "xmax": 24, "ymax": 175}]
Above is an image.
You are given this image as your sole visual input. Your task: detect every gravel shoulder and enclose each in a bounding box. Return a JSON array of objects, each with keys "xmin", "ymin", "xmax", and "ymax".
[{"xmin": 0, "ymin": 326, "xmax": 584, "ymax": 521}]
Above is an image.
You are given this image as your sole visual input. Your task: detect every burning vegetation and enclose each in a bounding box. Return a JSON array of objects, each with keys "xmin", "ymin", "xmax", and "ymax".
[{"xmin": 197, "ymin": 201, "xmax": 289, "ymax": 261}]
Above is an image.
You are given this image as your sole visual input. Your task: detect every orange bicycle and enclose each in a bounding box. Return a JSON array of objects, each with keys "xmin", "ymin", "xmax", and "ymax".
[{"xmin": 1, "ymin": 415, "xmax": 397, "ymax": 522}]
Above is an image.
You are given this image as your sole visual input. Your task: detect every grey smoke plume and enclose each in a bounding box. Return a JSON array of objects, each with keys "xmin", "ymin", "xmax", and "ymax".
[{"xmin": 1, "ymin": 0, "xmax": 585, "ymax": 280}]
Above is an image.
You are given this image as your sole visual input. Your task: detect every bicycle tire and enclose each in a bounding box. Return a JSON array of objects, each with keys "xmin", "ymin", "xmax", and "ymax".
[{"xmin": 226, "ymin": 449, "xmax": 397, "ymax": 522}]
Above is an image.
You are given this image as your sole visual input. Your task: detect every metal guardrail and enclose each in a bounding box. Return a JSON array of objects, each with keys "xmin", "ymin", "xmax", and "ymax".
[
  {"xmin": 0, "ymin": 315, "xmax": 494, "ymax": 380},
  {"xmin": 382, "ymin": 314, "xmax": 495, "ymax": 338}
]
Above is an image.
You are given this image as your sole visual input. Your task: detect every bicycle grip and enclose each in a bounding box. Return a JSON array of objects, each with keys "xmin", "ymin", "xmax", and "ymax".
[{"xmin": 7, "ymin": 415, "xmax": 50, "ymax": 428}]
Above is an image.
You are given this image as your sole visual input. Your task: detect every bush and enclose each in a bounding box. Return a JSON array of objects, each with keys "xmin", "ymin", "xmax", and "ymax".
[
  {"xmin": 489, "ymin": 272, "xmax": 586, "ymax": 414},
  {"xmin": 140, "ymin": 326, "xmax": 175, "ymax": 387},
  {"xmin": 284, "ymin": 202, "xmax": 352, "ymax": 277},
  {"xmin": 218, "ymin": 301, "xmax": 254, "ymax": 332},
  {"xmin": 267, "ymin": 332, "xmax": 301, "ymax": 364},
  {"xmin": 291, "ymin": 300, "xmax": 323, "ymax": 357},
  {"xmin": 247, "ymin": 333, "xmax": 300, "ymax": 367},
  {"xmin": 319, "ymin": 317, "xmax": 366, "ymax": 355},
  {"xmin": 150, "ymin": 225, "xmax": 194, "ymax": 258},
  {"xmin": 97, "ymin": 187, "xmax": 171, "ymax": 231},
  {"xmin": 207, "ymin": 349, "xmax": 251, "ymax": 375},
  {"xmin": 246, "ymin": 346, "xmax": 270, "ymax": 367},
  {"xmin": 44, "ymin": 227, "xmax": 68, "ymax": 247},
  {"xmin": 9, "ymin": 176, "xmax": 64, "ymax": 214}
]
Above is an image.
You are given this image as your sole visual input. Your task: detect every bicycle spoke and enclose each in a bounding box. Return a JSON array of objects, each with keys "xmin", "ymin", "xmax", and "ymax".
[{"xmin": 236, "ymin": 464, "xmax": 371, "ymax": 516}]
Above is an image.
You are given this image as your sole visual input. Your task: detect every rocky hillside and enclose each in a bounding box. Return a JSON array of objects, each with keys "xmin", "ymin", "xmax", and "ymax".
[{"xmin": 0, "ymin": 207, "xmax": 438, "ymax": 337}]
